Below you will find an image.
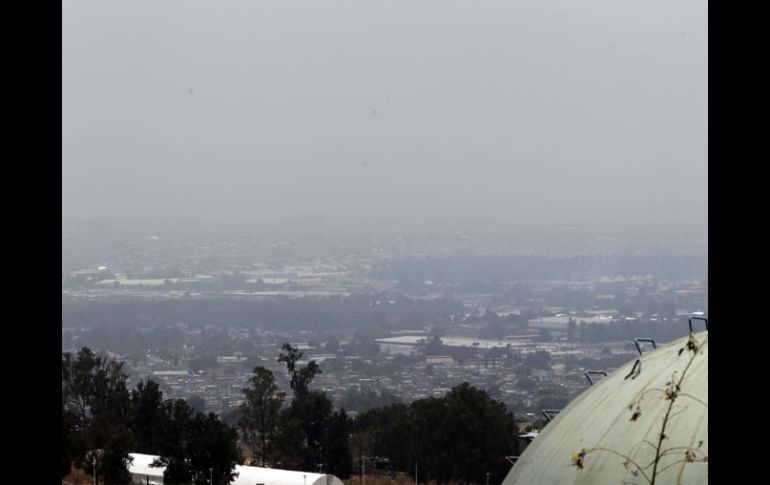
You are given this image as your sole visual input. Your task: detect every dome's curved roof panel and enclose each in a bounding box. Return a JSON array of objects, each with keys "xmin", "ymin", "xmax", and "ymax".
[{"xmin": 504, "ymin": 332, "xmax": 708, "ymax": 485}]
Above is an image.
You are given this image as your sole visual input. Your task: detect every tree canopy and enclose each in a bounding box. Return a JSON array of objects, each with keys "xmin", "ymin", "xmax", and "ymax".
[
  {"xmin": 354, "ymin": 383, "xmax": 518, "ymax": 484},
  {"xmin": 238, "ymin": 367, "xmax": 285, "ymax": 466},
  {"xmin": 62, "ymin": 348, "xmax": 241, "ymax": 484},
  {"xmin": 63, "ymin": 346, "xmax": 516, "ymax": 485}
]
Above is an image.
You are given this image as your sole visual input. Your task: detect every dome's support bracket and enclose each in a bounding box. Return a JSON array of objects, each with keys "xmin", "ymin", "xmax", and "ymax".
[
  {"xmin": 585, "ymin": 370, "xmax": 608, "ymax": 386},
  {"xmin": 689, "ymin": 315, "xmax": 708, "ymax": 333},
  {"xmin": 634, "ymin": 338, "xmax": 657, "ymax": 355},
  {"xmin": 541, "ymin": 409, "xmax": 561, "ymax": 422},
  {"xmin": 624, "ymin": 359, "xmax": 642, "ymax": 380}
]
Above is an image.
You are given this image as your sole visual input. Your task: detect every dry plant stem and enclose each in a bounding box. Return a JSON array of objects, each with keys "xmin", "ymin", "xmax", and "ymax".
[
  {"xmin": 584, "ymin": 447, "xmax": 651, "ymax": 484},
  {"xmin": 649, "ymin": 335, "xmax": 705, "ymax": 485},
  {"xmin": 573, "ymin": 334, "xmax": 707, "ymax": 484}
]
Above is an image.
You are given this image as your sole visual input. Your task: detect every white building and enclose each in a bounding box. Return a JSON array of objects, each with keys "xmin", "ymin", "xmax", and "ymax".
[{"xmin": 129, "ymin": 453, "xmax": 344, "ymax": 485}]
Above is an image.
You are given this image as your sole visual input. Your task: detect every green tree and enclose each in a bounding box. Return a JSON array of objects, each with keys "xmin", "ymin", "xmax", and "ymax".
[
  {"xmin": 443, "ymin": 383, "xmax": 517, "ymax": 484},
  {"xmin": 129, "ymin": 380, "xmax": 165, "ymax": 454},
  {"xmin": 355, "ymin": 403, "xmax": 412, "ymax": 473},
  {"xmin": 270, "ymin": 410, "xmax": 304, "ymax": 470},
  {"xmin": 382, "ymin": 384, "xmax": 519, "ymax": 484},
  {"xmin": 278, "ymin": 343, "xmax": 321, "ymax": 399},
  {"xmin": 409, "ymin": 396, "xmax": 450, "ymax": 484},
  {"xmin": 291, "ymin": 390, "xmax": 333, "ymax": 471},
  {"xmin": 350, "ymin": 428, "xmax": 375, "ymax": 483},
  {"xmin": 156, "ymin": 399, "xmax": 195, "ymax": 485},
  {"xmin": 278, "ymin": 343, "xmax": 328, "ymax": 470},
  {"xmin": 62, "ymin": 396, "xmax": 75, "ymax": 479},
  {"xmin": 339, "ymin": 387, "xmax": 401, "ymax": 413},
  {"xmin": 186, "ymin": 412, "xmax": 241, "ymax": 485},
  {"xmin": 323, "ymin": 409, "xmax": 352, "ymax": 478},
  {"xmin": 239, "ymin": 367, "xmax": 285, "ymax": 466},
  {"xmin": 187, "ymin": 394, "xmax": 206, "ymax": 414},
  {"xmin": 156, "ymin": 400, "xmax": 241, "ymax": 485},
  {"xmin": 88, "ymin": 415, "xmax": 135, "ymax": 485},
  {"xmin": 276, "ymin": 343, "xmax": 349, "ymax": 474},
  {"xmin": 62, "ymin": 348, "xmax": 133, "ymax": 482}
]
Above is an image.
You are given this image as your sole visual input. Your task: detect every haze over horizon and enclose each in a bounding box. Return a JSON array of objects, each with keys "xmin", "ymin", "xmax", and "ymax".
[{"xmin": 63, "ymin": 0, "xmax": 707, "ymax": 231}]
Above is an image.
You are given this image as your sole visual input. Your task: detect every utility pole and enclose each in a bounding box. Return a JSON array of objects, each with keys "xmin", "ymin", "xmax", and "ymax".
[
  {"xmin": 415, "ymin": 462, "xmax": 418, "ymax": 485},
  {"xmin": 91, "ymin": 450, "xmax": 103, "ymax": 485}
]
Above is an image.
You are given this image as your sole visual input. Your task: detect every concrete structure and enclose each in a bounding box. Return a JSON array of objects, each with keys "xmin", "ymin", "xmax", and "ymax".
[
  {"xmin": 129, "ymin": 453, "xmax": 344, "ymax": 485},
  {"xmin": 129, "ymin": 453, "xmax": 164, "ymax": 485},
  {"xmin": 425, "ymin": 355, "xmax": 455, "ymax": 365},
  {"xmin": 503, "ymin": 331, "xmax": 708, "ymax": 484}
]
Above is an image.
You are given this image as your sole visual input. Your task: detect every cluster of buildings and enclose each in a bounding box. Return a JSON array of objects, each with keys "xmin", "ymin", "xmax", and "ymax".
[{"xmin": 122, "ymin": 325, "xmax": 643, "ymax": 420}]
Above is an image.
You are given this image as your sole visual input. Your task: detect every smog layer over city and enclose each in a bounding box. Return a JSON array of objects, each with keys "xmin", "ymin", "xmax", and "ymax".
[{"xmin": 62, "ymin": 1, "xmax": 707, "ymax": 484}]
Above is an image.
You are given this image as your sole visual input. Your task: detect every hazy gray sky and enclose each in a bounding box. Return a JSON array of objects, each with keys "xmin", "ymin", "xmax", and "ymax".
[{"xmin": 63, "ymin": 0, "xmax": 707, "ymax": 228}]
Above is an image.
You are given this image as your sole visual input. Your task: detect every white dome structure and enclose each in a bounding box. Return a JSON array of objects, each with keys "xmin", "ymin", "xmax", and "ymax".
[{"xmin": 503, "ymin": 331, "xmax": 708, "ymax": 485}]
